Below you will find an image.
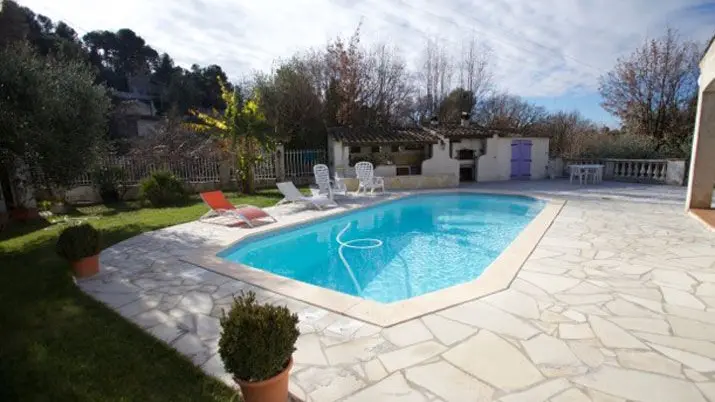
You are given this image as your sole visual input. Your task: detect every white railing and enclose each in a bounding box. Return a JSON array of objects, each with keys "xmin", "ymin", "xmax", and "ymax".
[
  {"xmin": 253, "ymin": 152, "xmax": 276, "ymax": 180},
  {"xmin": 168, "ymin": 158, "xmax": 221, "ymax": 183},
  {"xmin": 610, "ymin": 159, "xmax": 668, "ymax": 182},
  {"xmin": 38, "ymin": 148, "xmax": 329, "ymax": 191},
  {"xmin": 285, "ymin": 149, "xmax": 327, "ymax": 178},
  {"xmin": 563, "ymin": 158, "xmax": 672, "ymax": 184},
  {"xmin": 35, "ymin": 155, "xmax": 222, "ymax": 187}
]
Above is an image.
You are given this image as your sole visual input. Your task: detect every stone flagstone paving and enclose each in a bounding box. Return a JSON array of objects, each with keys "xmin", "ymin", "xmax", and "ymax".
[{"xmin": 79, "ymin": 182, "xmax": 715, "ymax": 401}]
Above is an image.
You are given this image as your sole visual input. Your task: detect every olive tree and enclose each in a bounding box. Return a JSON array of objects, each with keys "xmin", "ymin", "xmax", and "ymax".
[{"xmin": 0, "ymin": 42, "xmax": 110, "ymax": 197}]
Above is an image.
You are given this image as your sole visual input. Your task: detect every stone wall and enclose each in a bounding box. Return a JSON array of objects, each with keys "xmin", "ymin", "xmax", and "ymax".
[{"xmin": 341, "ymin": 174, "xmax": 458, "ymax": 191}]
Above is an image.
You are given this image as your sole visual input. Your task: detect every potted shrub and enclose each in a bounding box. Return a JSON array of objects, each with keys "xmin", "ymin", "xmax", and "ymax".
[
  {"xmin": 219, "ymin": 291, "xmax": 299, "ymax": 402},
  {"xmin": 56, "ymin": 223, "xmax": 101, "ymax": 278}
]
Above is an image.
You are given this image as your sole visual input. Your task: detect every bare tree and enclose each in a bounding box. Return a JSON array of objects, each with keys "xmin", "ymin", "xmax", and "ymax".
[
  {"xmin": 419, "ymin": 37, "xmax": 453, "ymax": 118},
  {"xmin": 360, "ymin": 43, "xmax": 414, "ymax": 126},
  {"xmin": 538, "ymin": 110, "xmax": 599, "ymax": 156},
  {"xmin": 459, "ymin": 36, "xmax": 493, "ymax": 104},
  {"xmin": 324, "ymin": 26, "xmax": 366, "ymax": 126},
  {"xmin": 598, "ymin": 28, "xmax": 699, "ymax": 151},
  {"xmin": 130, "ymin": 108, "xmax": 218, "ymax": 162}
]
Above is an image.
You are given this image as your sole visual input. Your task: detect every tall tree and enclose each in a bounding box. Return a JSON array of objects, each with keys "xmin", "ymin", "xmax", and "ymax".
[
  {"xmin": 83, "ymin": 29, "xmax": 158, "ymax": 90},
  {"xmin": 419, "ymin": 37, "xmax": 453, "ymax": 119},
  {"xmin": 474, "ymin": 93, "xmax": 546, "ymax": 131},
  {"xmin": 360, "ymin": 43, "xmax": 414, "ymax": 126},
  {"xmin": 0, "ymin": 0, "xmax": 28, "ymax": 45},
  {"xmin": 0, "ymin": 42, "xmax": 110, "ymax": 197},
  {"xmin": 599, "ymin": 28, "xmax": 699, "ymax": 152},
  {"xmin": 254, "ymin": 59, "xmax": 324, "ymax": 148},
  {"xmin": 325, "ymin": 26, "xmax": 365, "ymax": 126},
  {"xmin": 459, "ymin": 37, "xmax": 493, "ymax": 104},
  {"xmin": 438, "ymin": 87, "xmax": 476, "ymax": 123}
]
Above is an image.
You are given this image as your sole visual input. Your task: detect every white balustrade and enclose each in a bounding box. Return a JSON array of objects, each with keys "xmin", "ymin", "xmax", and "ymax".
[{"xmin": 563, "ymin": 158, "xmax": 671, "ymax": 184}]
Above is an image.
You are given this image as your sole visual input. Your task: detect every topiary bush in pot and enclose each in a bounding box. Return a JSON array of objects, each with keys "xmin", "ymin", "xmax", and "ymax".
[
  {"xmin": 55, "ymin": 223, "xmax": 101, "ymax": 277},
  {"xmin": 139, "ymin": 170, "xmax": 187, "ymax": 207},
  {"xmin": 219, "ymin": 291, "xmax": 299, "ymax": 402}
]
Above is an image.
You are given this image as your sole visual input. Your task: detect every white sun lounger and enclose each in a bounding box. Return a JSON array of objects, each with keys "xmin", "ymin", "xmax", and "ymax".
[{"xmin": 276, "ymin": 182, "xmax": 336, "ymax": 210}]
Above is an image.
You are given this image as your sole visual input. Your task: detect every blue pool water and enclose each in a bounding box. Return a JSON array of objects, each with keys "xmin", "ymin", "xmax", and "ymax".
[{"xmin": 219, "ymin": 193, "xmax": 545, "ymax": 303}]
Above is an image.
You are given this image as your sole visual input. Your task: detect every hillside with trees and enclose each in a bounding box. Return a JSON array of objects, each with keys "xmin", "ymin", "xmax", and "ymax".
[{"xmin": 0, "ymin": 0, "xmax": 703, "ymax": 158}]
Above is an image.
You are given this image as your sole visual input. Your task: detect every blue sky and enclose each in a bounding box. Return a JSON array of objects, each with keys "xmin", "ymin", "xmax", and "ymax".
[{"xmin": 19, "ymin": 0, "xmax": 715, "ymax": 127}]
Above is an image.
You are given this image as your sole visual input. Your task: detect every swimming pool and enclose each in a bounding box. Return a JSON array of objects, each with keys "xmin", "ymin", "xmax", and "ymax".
[{"xmin": 219, "ymin": 193, "xmax": 545, "ymax": 303}]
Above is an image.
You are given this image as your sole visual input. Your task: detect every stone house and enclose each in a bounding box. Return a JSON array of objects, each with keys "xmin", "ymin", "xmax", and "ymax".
[{"xmin": 327, "ymin": 115, "xmax": 551, "ymax": 185}]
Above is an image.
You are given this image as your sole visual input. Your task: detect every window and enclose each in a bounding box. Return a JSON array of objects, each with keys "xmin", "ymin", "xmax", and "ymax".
[
  {"xmin": 396, "ymin": 166, "xmax": 410, "ymax": 176},
  {"xmin": 405, "ymin": 144, "xmax": 424, "ymax": 151},
  {"xmin": 396, "ymin": 166, "xmax": 422, "ymax": 176},
  {"xmin": 349, "ymin": 146, "xmax": 361, "ymax": 154},
  {"xmin": 371, "ymin": 146, "xmax": 380, "ymax": 153},
  {"xmin": 391, "ymin": 145, "xmax": 400, "ymax": 152}
]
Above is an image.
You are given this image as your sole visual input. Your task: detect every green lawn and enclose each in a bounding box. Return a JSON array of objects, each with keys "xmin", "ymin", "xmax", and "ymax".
[{"xmin": 0, "ymin": 190, "xmax": 286, "ymax": 402}]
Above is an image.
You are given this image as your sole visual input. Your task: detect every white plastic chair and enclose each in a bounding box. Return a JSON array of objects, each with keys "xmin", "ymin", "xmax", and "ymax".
[
  {"xmin": 354, "ymin": 161, "xmax": 385, "ymax": 195},
  {"xmin": 333, "ymin": 174, "xmax": 348, "ymax": 195},
  {"xmin": 313, "ymin": 164, "xmax": 347, "ymax": 199},
  {"xmin": 276, "ymin": 182, "xmax": 336, "ymax": 210}
]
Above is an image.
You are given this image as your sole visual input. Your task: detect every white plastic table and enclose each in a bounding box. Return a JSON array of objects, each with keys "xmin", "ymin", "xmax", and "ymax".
[{"xmin": 569, "ymin": 164, "xmax": 604, "ymax": 184}]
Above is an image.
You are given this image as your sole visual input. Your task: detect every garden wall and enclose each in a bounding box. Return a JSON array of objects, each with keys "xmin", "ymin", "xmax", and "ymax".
[
  {"xmin": 561, "ymin": 158, "xmax": 686, "ymax": 185},
  {"xmin": 341, "ymin": 174, "xmax": 458, "ymax": 191}
]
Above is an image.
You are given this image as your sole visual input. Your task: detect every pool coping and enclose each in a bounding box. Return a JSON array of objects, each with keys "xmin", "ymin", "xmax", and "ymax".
[{"xmin": 181, "ymin": 189, "xmax": 565, "ymax": 327}]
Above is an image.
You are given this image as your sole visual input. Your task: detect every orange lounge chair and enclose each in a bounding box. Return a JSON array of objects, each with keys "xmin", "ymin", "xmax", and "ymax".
[{"xmin": 199, "ymin": 191, "xmax": 276, "ymax": 227}]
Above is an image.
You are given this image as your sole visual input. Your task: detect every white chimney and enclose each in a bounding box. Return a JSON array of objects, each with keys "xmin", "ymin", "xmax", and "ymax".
[{"xmin": 460, "ymin": 112, "xmax": 470, "ymax": 127}]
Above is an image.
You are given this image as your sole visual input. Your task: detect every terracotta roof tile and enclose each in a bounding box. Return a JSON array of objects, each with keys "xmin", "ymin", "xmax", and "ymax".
[
  {"xmin": 328, "ymin": 126, "xmax": 438, "ymax": 145},
  {"xmin": 428, "ymin": 123, "xmax": 517, "ymax": 139}
]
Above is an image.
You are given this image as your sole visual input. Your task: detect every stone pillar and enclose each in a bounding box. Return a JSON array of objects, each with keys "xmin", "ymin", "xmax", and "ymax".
[
  {"xmin": 666, "ymin": 160, "xmax": 686, "ymax": 186},
  {"xmin": 218, "ymin": 157, "xmax": 232, "ymax": 190},
  {"xmin": 274, "ymin": 144, "xmax": 285, "ymax": 182},
  {"xmin": 12, "ymin": 158, "xmax": 37, "ymax": 211},
  {"xmin": 603, "ymin": 160, "xmax": 615, "ymax": 180},
  {"xmin": 686, "ymin": 91, "xmax": 715, "ymax": 210},
  {"xmin": 341, "ymin": 146, "xmax": 351, "ymax": 176}
]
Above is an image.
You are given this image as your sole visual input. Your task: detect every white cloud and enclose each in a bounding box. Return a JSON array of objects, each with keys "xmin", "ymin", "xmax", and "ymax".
[{"xmin": 18, "ymin": 0, "xmax": 715, "ymax": 97}]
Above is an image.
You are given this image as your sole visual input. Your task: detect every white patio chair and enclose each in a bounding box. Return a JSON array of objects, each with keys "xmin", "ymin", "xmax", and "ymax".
[
  {"xmin": 354, "ymin": 161, "xmax": 385, "ymax": 195},
  {"xmin": 333, "ymin": 172, "xmax": 349, "ymax": 196},
  {"xmin": 569, "ymin": 165, "xmax": 588, "ymax": 185},
  {"xmin": 313, "ymin": 164, "xmax": 347, "ymax": 199},
  {"xmin": 276, "ymin": 182, "xmax": 336, "ymax": 210}
]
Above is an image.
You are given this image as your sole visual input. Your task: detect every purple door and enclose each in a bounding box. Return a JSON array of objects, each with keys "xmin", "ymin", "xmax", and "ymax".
[{"xmin": 510, "ymin": 140, "xmax": 532, "ymax": 180}]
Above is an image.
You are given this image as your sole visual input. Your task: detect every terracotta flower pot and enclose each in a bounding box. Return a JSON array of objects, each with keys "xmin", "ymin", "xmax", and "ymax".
[
  {"xmin": 235, "ymin": 357, "xmax": 293, "ymax": 402},
  {"xmin": 10, "ymin": 208, "xmax": 39, "ymax": 221},
  {"xmin": 70, "ymin": 254, "xmax": 100, "ymax": 278}
]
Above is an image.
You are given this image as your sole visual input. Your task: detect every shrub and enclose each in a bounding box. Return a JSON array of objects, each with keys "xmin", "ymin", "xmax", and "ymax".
[
  {"xmin": 37, "ymin": 200, "xmax": 53, "ymax": 212},
  {"xmin": 93, "ymin": 166, "xmax": 127, "ymax": 203},
  {"xmin": 218, "ymin": 291, "xmax": 299, "ymax": 382},
  {"xmin": 139, "ymin": 171, "xmax": 186, "ymax": 207},
  {"xmin": 565, "ymin": 133, "xmax": 662, "ymax": 159},
  {"xmin": 56, "ymin": 223, "xmax": 101, "ymax": 261}
]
